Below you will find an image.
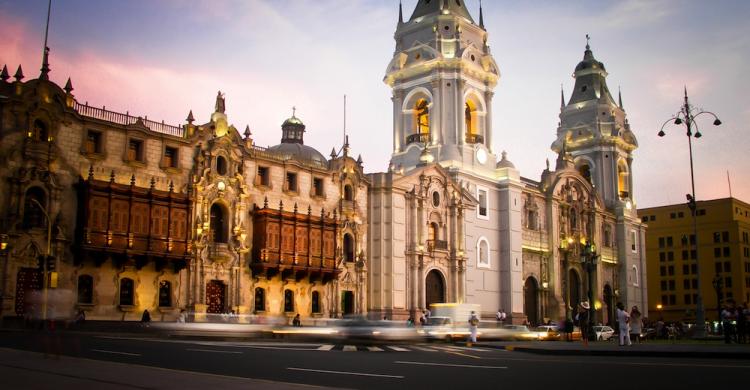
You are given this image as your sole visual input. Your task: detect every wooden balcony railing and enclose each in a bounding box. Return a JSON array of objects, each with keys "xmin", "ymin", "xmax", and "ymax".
[
  {"xmin": 465, "ymin": 133, "xmax": 484, "ymax": 144},
  {"xmin": 406, "ymin": 133, "xmax": 430, "ymax": 144}
]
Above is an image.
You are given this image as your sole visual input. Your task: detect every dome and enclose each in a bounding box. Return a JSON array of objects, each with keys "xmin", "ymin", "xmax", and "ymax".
[
  {"xmin": 574, "ymin": 46, "xmax": 606, "ymax": 73},
  {"xmin": 496, "ymin": 151, "xmax": 515, "ymax": 169},
  {"xmin": 283, "ymin": 116, "xmax": 304, "ymax": 126},
  {"xmin": 266, "ymin": 143, "xmax": 328, "ymax": 165}
]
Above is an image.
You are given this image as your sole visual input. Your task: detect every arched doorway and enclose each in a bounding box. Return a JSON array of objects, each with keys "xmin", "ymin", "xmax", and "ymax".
[
  {"xmin": 425, "ymin": 270, "xmax": 445, "ymax": 308},
  {"xmin": 568, "ymin": 269, "xmax": 581, "ymax": 309},
  {"xmin": 341, "ymin": 291, "xmax": 355, "ymax": 315},
  {"xmin": 603, "ymin": 284, "xmax": 615, "ymax": 326},
  {"xmin": 524, "ymin": 277, "xmax": 539, "ymax": 326},
  {"xmin": 206, "ymin": 280, "xmax": 226, "ymax": 314}
]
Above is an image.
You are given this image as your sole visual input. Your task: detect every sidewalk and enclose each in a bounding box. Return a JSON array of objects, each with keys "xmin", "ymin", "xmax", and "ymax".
[
  {"xmin": 0, "ymin": 347, "xmax": 339, "ymax": 390},
  {"xmin": 477, "ymin": 340, "xmax": 750, "ymax": 359}
]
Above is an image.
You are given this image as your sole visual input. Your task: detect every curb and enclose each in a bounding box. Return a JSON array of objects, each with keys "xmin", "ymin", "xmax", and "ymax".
[{"xmin": 478, "ymin": 343, "xmax": 750, "ymax": 360}]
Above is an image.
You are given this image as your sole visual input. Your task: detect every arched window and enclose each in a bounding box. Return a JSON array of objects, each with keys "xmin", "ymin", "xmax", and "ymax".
[
  {"xmin": 284, "ymin": 289, "xmax": 294, "ymax": 313},
  {"xmin": 120, "ymin": 278, "xmax": 134, "ymax": 306},
  {"xmin": 216, "ymin": 155, "xmax": 227, "ymax": 175},
  {"xmin": 210, "ymin": 203, "xmax": 228, "ymax": 243},
  {"xmin": 311, "ymin": 291, "xmax": 321, "ymax": 314},
  {"xmin": 464, "ymin": 100, "xmax": 481, "ymax": 143},
  {"xmin": 477, "ymin": 237, "xmax": 490, "ymax": 268},
  {"xmin": 23, "ymin": 187, "xmax": 47, "ymax": 229},
  {"xmin": 254, "ymin": 287, "xmax": 266, "ymax": 312},
  {"xmin": 579, "ymin": 164, "xmax": 591, "ymax": 183},
  {"xmin": 77, "ymin": 275, "xmax": 93, "ymax": 304},
  {"xmin": 414, "ymin": 98, "xmax": 430, "ymax": 135},
  {"xmin": 631, "ymin": 265, "xmax": 639, "ymax": 286},
  {"xmin": 344, "ymin": 233, "xmax": 355, "ymax": 262},
  {"xmin": 618, "ymin": 161, "xmax": 629, "ymax": 199},
  {"xmin": 158, "ymin": 281, "xmax": 172, "ymax": 307},
  {"xmin": 31, "ymin": 119, "xmax": 48, "ymax": 142},
  {"xmin": 344, "ymin": 184, "xmax": 353, "ymax": 201},
  {"xmin": 429, "ymin": 222, "xmax": 440, "ymax": 242}
]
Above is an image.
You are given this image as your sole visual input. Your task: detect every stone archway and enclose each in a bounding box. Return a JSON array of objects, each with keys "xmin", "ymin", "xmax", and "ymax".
[
  {"xmin": 603, "ymin": 284, "xmax": 615, "ymax": 326},
  {"xmin": 524, "ymin": 277, "xmax": 539, "ymax": 326},
  {"xmin": 568, "ymin": 269, "xmax": 581, "ymax": 309},
  {"xmin": 425, "ymin": 270, "xmax": 445, "ymax": 308}
]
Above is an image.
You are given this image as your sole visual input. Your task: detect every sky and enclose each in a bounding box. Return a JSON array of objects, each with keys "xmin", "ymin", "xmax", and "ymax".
[{"xmin": 1, "ymin": 0, "xmax": 748, "ymax": 208}]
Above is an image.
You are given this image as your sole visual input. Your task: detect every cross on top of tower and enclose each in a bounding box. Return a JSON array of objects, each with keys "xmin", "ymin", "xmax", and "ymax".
[
  {"xmin": 586, "ymin": 34, "xmax": 590, "ymax": 50},
  {"xmin": 292, "ymin": 106, "xmax": 296, "ymax": 118}
]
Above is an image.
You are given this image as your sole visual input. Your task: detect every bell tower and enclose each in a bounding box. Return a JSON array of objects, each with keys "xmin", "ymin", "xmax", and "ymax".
[
  {"xmin": 385, "ymin": 0, "xmax": 500, "ymax": 174},
  {"xmin": 553, "ymin": 37, "xmax": 639, "ymax": 211}
]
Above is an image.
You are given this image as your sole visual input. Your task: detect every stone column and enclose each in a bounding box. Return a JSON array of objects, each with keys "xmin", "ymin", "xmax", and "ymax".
[
  {"xmin": 431, "ymin": 79, "xmax": 441, "ymax": 146},
  {"xmin": 484, "ymin": 90, "xmax": 494, "ymax": 153},
  {"xmin": 393, "ymin": 91, "xmax": 404, "ymax": 153},
  {"xmin": 456, "ymin": 79, "xmax": 465, "ymax": 147},
  {"xmin": 418, "ymin": 258, "xmax": 425, "ymax": 310},
  {"xmin": 410, "ymin": 258, "xmax": 419, "ymax": 315}
]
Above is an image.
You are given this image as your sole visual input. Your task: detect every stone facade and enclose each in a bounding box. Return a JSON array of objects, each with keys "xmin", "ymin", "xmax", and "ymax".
[{"xmin": 0, "ymin": 71, "xmax": 368, "ymax": 322}]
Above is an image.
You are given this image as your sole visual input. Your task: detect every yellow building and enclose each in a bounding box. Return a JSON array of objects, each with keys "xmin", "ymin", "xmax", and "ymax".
[{"xmin": 639, "ymin": 198, "xmax": 750, "ymax": 323}]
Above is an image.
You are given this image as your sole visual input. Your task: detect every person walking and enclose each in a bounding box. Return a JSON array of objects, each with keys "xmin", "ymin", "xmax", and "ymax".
[
  {"xmin": 629, "ymin": 306, "xmax": 643, "ymax": 343},
  {"xmin": 721, "ymin": 303, "xmax": 735, "ymax": 344},
  {"xmin": 292, "ymin": 313, "xmax": 302, "ymax": 327},
  {"xmin": 468, "ymin": 311, "xmax": 480, "ymax": 346},
  {"xmin": 141, "ymin": 309, "xmax": 151, "ymax": 328},
  {"xmin": 616, "ymin": 302, "xmax": 631, "ymax": 346},
  {"xmin": 577, "ymin": 302, "xmax": 590, "ymax": 346}
]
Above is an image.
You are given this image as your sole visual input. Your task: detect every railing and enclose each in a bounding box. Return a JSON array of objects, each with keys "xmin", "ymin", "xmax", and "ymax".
[
  {"xmin": 427, "ymin": 239, "xmax": 448, "ymax": 251},
  {"xmin": 465, "ymin": 133, "xmax": 484, "ymax": 144},
  {"xmin": 406, "ymin": 133, "xmax": 430, "ymax": 144},
  {"xmin": 75, "ymin": 102, "xmax": 184, "ymax": 138}
]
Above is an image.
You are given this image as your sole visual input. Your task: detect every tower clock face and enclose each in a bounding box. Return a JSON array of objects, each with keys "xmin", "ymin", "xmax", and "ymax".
[{"xmin": 476, "ymin": 148, "xmax": 487, "ymax": 164}]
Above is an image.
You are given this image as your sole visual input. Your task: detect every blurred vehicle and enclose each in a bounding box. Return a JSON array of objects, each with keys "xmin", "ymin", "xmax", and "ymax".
[
  {"xmin": 335, "ymin": 318, "xmax": 419, "ymax": 342},
  {"xmin": 530, "ymin": 325, "xmax": 561, "ymax": 341},
  {"xmin": 502, "ymin": 325, "xmax": 537, "ymax": 341},
  {"xmin": 418, "ymin": 316, "xmax": 470, "ymax": 342},
  {"xmin": 557, "ymin": 326, "xmax": 583, "ymax": 341},
  {"xmin": 593, "ymin": 325, "xmax": 615, "ymax": 341}
]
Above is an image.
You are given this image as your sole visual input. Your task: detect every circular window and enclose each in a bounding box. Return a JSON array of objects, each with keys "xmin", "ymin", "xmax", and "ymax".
[
  {"xmin": 470, "ymin": 54, "xmax": 475, "ymax": 62},
  {"xmin": 444, "ymin": 25, "xmax": 450, "ymax": 31},
  {"xmin": 216, "ymin": 156, "xmax": 228, "ymax": 175},
  {"xmin": 432, "ymin": 191, "xmax": 440, "ymax": 207}
]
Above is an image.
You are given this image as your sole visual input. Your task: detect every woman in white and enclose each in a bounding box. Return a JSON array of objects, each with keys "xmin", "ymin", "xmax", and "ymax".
[
  {"xmin": 616, "ymin": 302, "xmax": 631, "ymax": 346},
  {"xmin": 468, "ymin": 311, "xmax": 479, "ymax": 345}
]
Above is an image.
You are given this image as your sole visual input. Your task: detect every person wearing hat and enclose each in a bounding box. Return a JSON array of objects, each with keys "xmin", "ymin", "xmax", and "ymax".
[{"xmin": 577, "ymin": 301, "xmax": 591, "ymax": 346}]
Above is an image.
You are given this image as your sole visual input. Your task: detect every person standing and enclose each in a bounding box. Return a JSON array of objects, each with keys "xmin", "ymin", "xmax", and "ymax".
[
  {"xmin": 292, "ymin": 313, "xmax": 301, "ymax": 327},
  {"xmin": 141, "ymin": 309, "xmax": 151, "ymax": 328},
  {"xmin": 629, "ymin": 306, "xmax": 643, "ymax": 343},
  {"xmin": 616, "ymin": 302, "xmax": 631, "ymax": 346},
  {"xmin": 468, "ymin": 311, "xmax": 480, "ymax": 346},
  {"xmin": 721, "ymin": 304, "xmax": 735, "ymax": 344},
  {"xmin": 577, "ymin": 302, "xmax": 590, "ymax": 346}
]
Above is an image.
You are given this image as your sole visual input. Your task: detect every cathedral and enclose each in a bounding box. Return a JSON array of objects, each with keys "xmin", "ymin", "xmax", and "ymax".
[{"xmin": 0, "ymin": 1, "xmax": 647, "ymax": 326}]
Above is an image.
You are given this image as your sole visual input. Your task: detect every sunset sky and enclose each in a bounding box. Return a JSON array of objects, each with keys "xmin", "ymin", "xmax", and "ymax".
[{"xmin": 2, "ymin": 0, "xmax": 748, "ymax": 208}]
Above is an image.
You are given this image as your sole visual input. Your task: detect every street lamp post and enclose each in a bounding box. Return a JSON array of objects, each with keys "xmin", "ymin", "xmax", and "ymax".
[
  {"xmin": 658, "ymin": 87, "xmax": 722, "ymax": 339},
  {"xmin": 582, "ymin": 241, "xmax": 599, "ymax": 341},
  {"xmin": 712, "ymin": 274, "xmax": 723, "ymax": 333}
]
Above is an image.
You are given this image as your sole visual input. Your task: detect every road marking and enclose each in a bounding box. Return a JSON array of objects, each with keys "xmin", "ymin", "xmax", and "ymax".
[
  {"xmin": 411, "ymin": 346, "xmax": 438, "ymax": 352},
  {"xmin": 367, "ymin": 346, "xmax": 384, "ymax": 352},
  {"xmin": 343, "ymin": 345, "xmax": 357, "ymax": 352},
  {"xmin": 482, "ymin": 356, "xmax": 750, "ymax": 369},
  {"xmin": 387, "ymin": 346, "xmax": 410, "ymax": 352},
  {"xmin": 394, "ymin": 361, "xmax": 507, "ymax": 369},
  {"xmin": 287, "ymin": 367, "xmax": 404, "ymax": 379},
  {"xmin": 186, "ymin": 348, "xmax": 243, "ymax": 354},
  {"xmin": 445, "ymin": 351, "xmax": 481, "ymax": 359},
  {"xmin": 317, "ymin": 345, "xmax": 335, "ymax": 351},
  {"xmin": 91, "ymin": 349, "xmax": 141, "ymax": 357},
  {"xmin": 448, "ymin": 346, "xmax": 490, "ymax": 352}
]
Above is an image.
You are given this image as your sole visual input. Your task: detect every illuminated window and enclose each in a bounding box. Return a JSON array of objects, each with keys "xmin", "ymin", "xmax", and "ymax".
[
  {"xmin": 429, "ymin": 222, "xmax": 440, "ymax": 242},
  {"xmin": 158, "ymin": 281, "xmax": 171, "ymax": 307},
  {"xmin": 464, "ymin": 100, "xmax": 481, "ymax": 143},
  {"xmin": 254, "ymin": 288, "xmax": 265, "ymax": 312},
  {"xmin": 119, "ymin": 278, "xmax": 134, "ymax": 306},
  {"xmin": 618, "ymin": 161, "xmax": 629, "ymax": 199},
  {"xmin": 415, "ymin": 98, "xmax": 430, "ymax": 135},
  {"xmin": 77, "ymin": 275, "xmax": 93, "ymax": 304}
]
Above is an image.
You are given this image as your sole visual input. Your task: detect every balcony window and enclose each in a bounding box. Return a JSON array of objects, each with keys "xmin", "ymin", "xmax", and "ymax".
[
  {"xmin": 257, "ymin": 166, "xmax": 270, "ymax": 187},
  {"xmin": 285, "ymin": 172, "xmax": 298, "ymax": 193},
  {"xmin": 127, "ymin": 139, "xmax": 144, "ymax": 162},
  {"xmin": 163, "ymin": 146, "xmax": 178, "ymax": 168},
  {"xmin": 313, "ymin": 177, "xmax": 324, "ymax": 197},
  {"xmin": 85, "ymin": 130, "xmax": 102, "ymax": 154}
]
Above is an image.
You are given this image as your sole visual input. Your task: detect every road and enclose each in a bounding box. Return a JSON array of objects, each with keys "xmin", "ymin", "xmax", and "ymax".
[{"xmin": 1, "ymin": 330, "xmax": 749, "ymax": 389}]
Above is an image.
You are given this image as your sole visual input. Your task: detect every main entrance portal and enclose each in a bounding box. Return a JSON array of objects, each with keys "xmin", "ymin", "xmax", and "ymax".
[
  {"xmin": 206, "ymin": 280, "xmax": 226, "ymax": 314},
  {"xmin": 425, "ymin": 270, "xmax": 445, "ymax": 308}
]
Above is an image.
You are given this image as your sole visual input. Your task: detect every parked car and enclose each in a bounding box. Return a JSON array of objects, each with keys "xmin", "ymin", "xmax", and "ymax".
[{"xmin": 593, "ymin": 325, "xmax": 615, "ymax": 341}]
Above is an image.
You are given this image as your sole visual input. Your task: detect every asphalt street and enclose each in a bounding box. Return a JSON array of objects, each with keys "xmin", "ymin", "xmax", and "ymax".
[{"xmin": 1, "ymin": 331, "xmax": 749, "ymax": 389}]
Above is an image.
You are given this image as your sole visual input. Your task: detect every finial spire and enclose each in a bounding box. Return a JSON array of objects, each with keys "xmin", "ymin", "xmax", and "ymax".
[
  {"xmin": 398, "ymin": 1, "xmax": 403, "ymax": 24},
  {"xmin": 40, "ymin": 0, "xmax": 52, "ymax": 80},
  {"xmin": 64, "ymin": 77, "xmax": 73, "ymax": 94},
  {"xmin": 186, "ymin": 110, "xmax": 194, "ymax": 124},
  {"xmin": 14, "ymin": 65, "xmax": 24, "ymax": 81},
  {"xmin": 215, "ymin": 91, "xmax": 225, "ymax": 113},
  {"xmin": 479, "ymin": 0, "xmax": 485, "ymax": 29},
  {"xmin": 244, "ymin": 125, "xmax": 251, "ymax": 139},
  {"xmin": 560, "ymin": 84, "xmax": 565, "ymax": 108},
  {"xmin": 585, "ymin": 34, "xmax": 590, "ymax": 50},
  {"xmin": 1, "ymin": 65, "xmax": 10, "ymax": 82},
  {"xmin": 618, "ymin": 86, "xmax": 624, "ymax": 109},
  {"xmin": 292, "ymin": 106, "xmax": 296, "ymax": 118}
]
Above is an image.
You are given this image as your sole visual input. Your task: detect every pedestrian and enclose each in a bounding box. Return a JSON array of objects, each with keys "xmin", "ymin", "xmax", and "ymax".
[
  {"xmin": 629, "ymin": 306, "xmax": 643, "ymax": 343},
  {"xmin": 616, "ymin": 302, "xmax": 631, "ymax": 346},
  {"xmin": 406, "ymin": 316, "xmax": 414, "ymax": 327},
  {"xmin": 292, "ymin": 313, "xmax": 302, "ymax": 327},
  {"xmin": 734, "ymin": 303, "xmax": 746, "ymax": 344},
  {"xmin": 141, "ymin": 309, "xmax": 151, "ymax": 327},
  {"xmin": 74, "ymin": 309, "xmax": 86, "ymax": 327},
  {"xmin": 468, "ymin": 311, "xmax": 479, "ymax": 346},
  {"xmin": 419, "ymin": 314, "xmax": 427, "ymax": 326},
  {"xmin": 177, "ymin": 309, "xmax": 187, "ymax": 323},
  {"xmin": 721, "ymin": 303, "xmax": 734, "ymax": 344},
  {"xmin": 496, "ymin": 309, "xmax": 502, "ymax": 323},
  {"xmin": 424, "ymin": 308, "xmax": 431, "ymax": 319},
  {"xmin": 577, "ymin": 302, "xmax": 590, "ymax": 346}
]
